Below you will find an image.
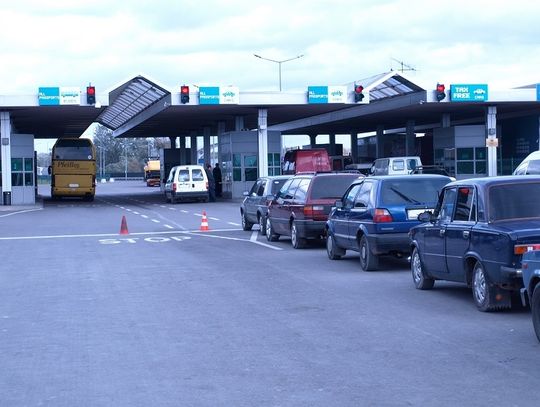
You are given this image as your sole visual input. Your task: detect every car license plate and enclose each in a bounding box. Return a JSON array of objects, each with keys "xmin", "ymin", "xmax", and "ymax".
[
  {"xmin": 68, "ymin": 183, "xmax": 79, "ymax": 188},
  {"xmin": 407, "ymin": 208, "xmax": 428, "ymax": 220}
]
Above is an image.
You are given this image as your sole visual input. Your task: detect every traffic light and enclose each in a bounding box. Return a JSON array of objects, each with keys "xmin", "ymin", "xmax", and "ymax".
[
  {"xmin": 436, "ymin": 83, "xmax": 446, "ymax": 102},
  {"xmin": 180, "ymin": 85, "xmax": 190, "ymax": 104},
  {"xmin": 86, "ymin": 86, "xmax": 96, "ymax": 105},
  {"xmin": 354, "ymin": 84, "xmax": 364, "ymax": 103}
]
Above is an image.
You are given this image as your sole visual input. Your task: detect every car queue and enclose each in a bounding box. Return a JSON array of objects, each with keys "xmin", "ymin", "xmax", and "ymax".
[{"xmin": 240, "ymin": 160, "xmax": 540, "ymax": 343}]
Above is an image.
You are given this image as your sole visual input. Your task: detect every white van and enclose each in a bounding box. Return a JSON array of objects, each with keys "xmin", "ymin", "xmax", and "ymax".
[
  {"xmin": 513, "ymin": 151, "xmax": 540, "ymax": 175},
  {"xmin": 370, "ymin": 156, "xmax": 422, "ymax": 176},
  {"xmin": 164, "ymin": 165, "xmax": 209, "ymax": 203}
]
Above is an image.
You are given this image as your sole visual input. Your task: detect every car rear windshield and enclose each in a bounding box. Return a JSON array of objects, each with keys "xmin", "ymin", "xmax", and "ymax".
[
  {"xmin": 489, "ymin": 183, "xmax": 540, "ymax": 221},
  {"xmin": 310, "ymin": 175, "xmax": 358, "ymax": 199},
  {"xmin": 380, "ymin": 178, "xmax": 449, "ymax": 205}
]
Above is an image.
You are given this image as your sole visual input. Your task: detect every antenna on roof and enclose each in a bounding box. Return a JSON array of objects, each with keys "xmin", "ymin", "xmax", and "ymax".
[{"xmin": 390, "ymin": 58, "xmax": 417, "ymax": 73}]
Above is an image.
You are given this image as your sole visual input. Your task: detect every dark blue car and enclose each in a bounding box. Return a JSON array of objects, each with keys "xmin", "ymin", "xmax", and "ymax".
[
  {"xmin": 521, "ymin": 250, "xmax": 540, "ymax": 341},
  {"xmin": 410, "ymin": 176, "xmax": 540, "ymax": 312},
  {"xmin": 326, "ymin": 175, "xmax": 452, "ymax": 271}
]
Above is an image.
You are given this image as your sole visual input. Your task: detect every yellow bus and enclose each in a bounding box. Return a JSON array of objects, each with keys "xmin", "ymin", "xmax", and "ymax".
[{"xmin": 49, "ymin": 138, "xmax": 96, "ymax": 201}]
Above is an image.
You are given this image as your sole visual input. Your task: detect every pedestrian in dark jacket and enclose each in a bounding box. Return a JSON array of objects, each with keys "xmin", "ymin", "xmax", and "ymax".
[
  {"xmin": 205, "ymin": 164, "xmax": 216, "ymax": 202},
  {"xmin": 213, "ymin": 163, "xmax": 223, "ymax": 197}
]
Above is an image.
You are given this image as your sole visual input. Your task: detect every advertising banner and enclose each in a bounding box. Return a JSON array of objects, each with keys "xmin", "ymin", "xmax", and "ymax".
[
  {"xmin": 59, "ymin": 87, "xmax": 81, "ymax": 105},
  {"xmin": 220, "ymin": 86, "xmax": 239, "ymax": 104},
  {"xmin": 328, "ymin": 86, "xmax": 347, "ymax": 103},
  {"xmin": 199, "ymin": 86, "xmax": 239, "ymax": 104},
  {"xmin": 199, "ymin": 87, "xmax": 220, "ymax": 105},
  {"xmin": 308, "ymin": 86, "xmax": 329, "ymax": 104},
  {"xmin": 38, "ymin": 87, "xmax": 60, "ymax": 105},
  {"xmin": 450, "ymin": 84, "xmax": 488, "ymax": 102}
]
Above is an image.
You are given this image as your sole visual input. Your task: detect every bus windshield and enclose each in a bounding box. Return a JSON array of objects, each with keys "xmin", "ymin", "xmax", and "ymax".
[{"xmin": 53, "ymin": 139, "xmax": 94, "ymax": 160}]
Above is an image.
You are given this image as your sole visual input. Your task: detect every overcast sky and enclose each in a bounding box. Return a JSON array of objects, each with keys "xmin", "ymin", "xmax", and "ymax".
[{"xmin": 2, "ymin": 0, "xmax": 540, "ymax": 96}]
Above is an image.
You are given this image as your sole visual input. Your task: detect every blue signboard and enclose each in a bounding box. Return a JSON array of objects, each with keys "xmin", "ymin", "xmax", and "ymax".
[
  {"xmin": 199, "ymin": 87, "xmax": 220, "ymax": 105},
  {"xmin": 308, "ymin": 86, "xmax": 328, "ymax": 104},
  {"xmin": 536, "ymin": 84, "xmax": 540, "ymax": 101},
  {"xmin": 450, "ymin": 84, "xmax": 488, "ymax": 102},
  {"xmin": 38, "ymin": 87, "xmax": 60, "ymax": 105}
]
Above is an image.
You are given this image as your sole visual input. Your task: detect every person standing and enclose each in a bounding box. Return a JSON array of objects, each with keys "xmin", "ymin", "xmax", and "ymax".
[
  {"xmin": 213, "ymin": 163, "xmax": 223, "ymax": 197},
  {"xmin": 205, "ymin": 164, "xmax": 216, "ymax": 202}
]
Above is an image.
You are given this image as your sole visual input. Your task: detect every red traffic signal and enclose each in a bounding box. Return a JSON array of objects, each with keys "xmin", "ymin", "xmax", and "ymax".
[
  {"xmin": 180, "ymin": 85, "xmax": 190, "ymax": 104},
  {"xmin": 354, "ymin": 84, "xmax": 365, "ymax": 103},
  {"xmin": 436, "ymin": 83, "xmax": 446, "ymax": 102},
  {"xmin": 86, "ymin": 86, "xmax": 96, "ymax": 104}
]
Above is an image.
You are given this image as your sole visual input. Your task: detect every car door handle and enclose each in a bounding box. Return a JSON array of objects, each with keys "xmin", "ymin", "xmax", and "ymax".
[
  {"xmin": 462, "ymin": 231, "xmax": 470, "ymax": 239},
  {"xmin": 439, "ymin": 229, "xmax": 445, "ymax": 236}
]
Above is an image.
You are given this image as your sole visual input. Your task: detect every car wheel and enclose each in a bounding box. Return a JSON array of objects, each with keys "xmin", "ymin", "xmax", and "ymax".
[
  {"xmin": 291, "ymin": 221, "xmax": 306, "ymax": 249},
  {"xmin": 266, "ymin": 218, "xmax": 279, "ymax": 241},
  {"xmin": 532, "ymin": 284, "xmax": 540, "ymax": 342},
  {"xmin": 359, "ymin": 235, "xmax": 378, "ymax": 271},
  {"xmin": 472, "ymin": 261, "xmax": 500, "ymax": 312},
  {"xmin": 411, "ymin": 247, "xmax": 434, "ymax": 289},
  {"xmin": 241, "ymin": 212, "xmax": 253, "ymax": 231},
  {"xmin": 326, "ymin": 233, "xmax": 345, "ymax": 260},
  {"xmin": 258, "ymin": 214, "xmax": 267, "ymax": 235}
]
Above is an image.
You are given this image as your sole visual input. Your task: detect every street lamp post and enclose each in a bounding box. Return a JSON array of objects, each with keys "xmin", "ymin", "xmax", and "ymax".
[{"xmin": 253, "ymin": 54, "xmax": 304, "ymax": 91}]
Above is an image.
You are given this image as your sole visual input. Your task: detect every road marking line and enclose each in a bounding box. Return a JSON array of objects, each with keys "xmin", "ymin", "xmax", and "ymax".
[
  {"xmin": 164, "ymin": 225, "xmax": 174, "ymax": 229},
  {"xmin": 228, "ymin": 222, "xmax": 240, "ymax": 226},
  {"xmin": 209, "ymin": 216, "xmax": 219, "ymax": 221},
  {"xmin": 141, "ymin": 215, "xmax": 149, "ymax": 219},
  {"xmin": 151, "ymin": 219, "xmax": 160, "ymax": 223},
  {"xmin": 0, "ymin": 208, "xmax": 42, "ymax": 218},
  {"xmin": 181, "ymin": 210, "xmax": 188, "ymax": 213},
  {"xmin": 133, "ymin": 211, "xmax": 140, "ymax": 215}
]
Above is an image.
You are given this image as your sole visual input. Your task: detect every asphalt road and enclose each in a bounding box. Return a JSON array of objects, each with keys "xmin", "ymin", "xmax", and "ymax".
[{"xmin": 1, "ymin": 181, "xmax": 539, "ymax": 407}]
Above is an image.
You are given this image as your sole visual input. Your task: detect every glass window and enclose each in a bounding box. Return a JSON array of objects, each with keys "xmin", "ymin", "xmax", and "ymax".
[
  {"xmin": 249, "ymin": 181, "xmax": 259, "ymax": 196},
  {"xmin": 438, "ymin": 187, "xmax": 457, "ymax": 222},
  {"xmin": 457, "ymin": 162, "xmax": 474, "ymax": 174},
  {"xmin": 257, "ymin": 180, "xmax": 266, "ymax": 196},
  {"xmin": 24, "ymin": 158, "xmax": 33, "ymax": 171},
  {"xmin": 392, "ymin": 160, "xmax": 405, "ymax": 171},
  {"xmin": 475, "ymin": 161, "xmax": 486, "ymax": 174},
  {"xmin": 244, "ymin": 155, "xmax": 257, "ymax": 167},
  {"xmin": 282, "ymin": 178, "xmax": 301, "ymax": 199},
  {"xmin": 475, "ymin": 147, "xmax": 486, "ymax": 160},
  {"xmin": 380, "ymin": 178, "xmax": 449, "ymax": 206},
  {"xmin": 24, "ymin": 173, "xmax": 33, "ymax": 186},
  {"xmin": 278, "ymin": 179, "xmax": 294, "ymax": 197},
  {"xmin": 245, "ymin": 168, "xmax": 257, "ymax": 182},
  {"xmin": 355, "ymin": 182, "xmax": 373, "ymax": 207},
  {"xmin": 270, "ymin": 179, "xmax": 288, "ymax": 195},
  {"xmin": 192, "ymin": 169, "xmax": 204, "ymax": 181},
  {"xmin": 178, "ymin": 169, "xmax": 190, "ymax": 182},
  {"xmin": 310, "ymin": 175, "xmax": 358, "ymax": 199},
  {"xmin": 457, "ymin": 148, "xmax": 474, "ymax": 160},
  {"xmin": 11, "ymin": 158, "xmax": 23, "ymax": 171},
  {"xmin": 294, "ymin": 178, "xmax": 311, "ymax": 203},
  {"xmin": 233, "ymin": 168, "xmax": 241, "ymax": 181},
  {"xmin": 11, "ymin": 173, "xmax": 23, "ymax": 186},
  {"xmin": 233, "ymin": 154, "xmax": 241, "ymax": 167},
  {"xmin": 488, "ymin": 183, "xmax": 540, "ymax": 221},
  {"xmin": 526, "ymin": 160, "xmax": 540, "ymax": 175},
  {"xmin": 453, "ymin": 186, "xmax": 474, "ymax": 221},
  {"xmin": 343, "ymin": 184, "xmax": 362, "ymax": 209}
]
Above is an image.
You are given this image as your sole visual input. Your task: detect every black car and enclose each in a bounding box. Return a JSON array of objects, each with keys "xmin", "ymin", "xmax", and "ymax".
[
  {"xmin": 240, "ymin": 175, "xmax": 291, "ymax": 234},
  {"xmin": 410, "ymin": 175, "xmax": 540, "ymax": 311},
  {"xmin": 326, "ymin": 175, "xmax": 452, "ymax": 271}
]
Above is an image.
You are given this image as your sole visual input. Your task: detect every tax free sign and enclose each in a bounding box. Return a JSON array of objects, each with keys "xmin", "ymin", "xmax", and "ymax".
[
  {"xmin": 199, "ymin": 86, "xmax": 239, "ymax": 104},
  {"xmin": 308, "ymin": 86, "xmax": 347, "ymax": 104},
  {"xmin": 450, "ymin": 84, "xmax": 488, "ymax": 102}
]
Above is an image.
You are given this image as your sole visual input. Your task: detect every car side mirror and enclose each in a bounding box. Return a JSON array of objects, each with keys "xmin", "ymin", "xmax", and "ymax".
[
  {"xmin": 418, "ymin": 211, "xmax": 433, "ymax": 222},
  {"xmin": 47, "ymin": 166, "xmax": 52, "ymax": 175}
]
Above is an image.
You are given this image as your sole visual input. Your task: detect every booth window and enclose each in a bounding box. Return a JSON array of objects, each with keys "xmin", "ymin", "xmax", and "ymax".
[
  {"xmin": 11, "ymin": 158, "xmax": 33, "ymax": 187},
  {"xmin": 244, "ymin": 155, "xmax": 257, "ymax": 182},
  {"xmin": 268, "ymin": 153, "xmax": 281, "ymax": 176}
]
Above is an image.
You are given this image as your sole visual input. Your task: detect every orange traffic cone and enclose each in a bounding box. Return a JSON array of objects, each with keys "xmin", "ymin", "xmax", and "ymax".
[
  {"xmin": 200, "ymin": 210, "xmax": 210, "ymax": 231},
  {"xmin": 120, "ymin": 215, "xmax": 129, "ymax": 235}
]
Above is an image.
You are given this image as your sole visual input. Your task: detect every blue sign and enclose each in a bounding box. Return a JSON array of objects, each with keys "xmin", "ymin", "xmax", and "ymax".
[
  {"xmin": 536, "ymin": 84, "xmax": 540, "ymax": 101},
  {"xmin": 450, "ymin": 84, "xmax": 488, "ymax": 102},
  {"xmin": 38, "ymin": 87, "xmax": 60, "ymax": 105},
  {"xmin": 308, "ymin": 86, "xmax": 328, "ymax": 104},
  {"xmin": 199, "ymin": 87, "xmax": 220, "ymax": 105}
]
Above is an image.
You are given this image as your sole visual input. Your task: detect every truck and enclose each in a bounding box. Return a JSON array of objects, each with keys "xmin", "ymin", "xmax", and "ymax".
[
  {"xmin": 282, "ymin": 149, "xmax": 332, "ymax": 174},
  {"xmin": 144, "ymin": 159, "xmax": 161, "ymax": 187}
]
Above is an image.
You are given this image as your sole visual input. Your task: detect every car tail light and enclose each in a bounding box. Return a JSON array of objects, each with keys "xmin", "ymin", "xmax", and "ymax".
[
  {"xmin": 304, "ymin": 205, "xmax": 325, "ymax": 219},
  {"xmin": 373, "ymin": 208, "xmax": 393, "ymax": 223},
  {"xmin": 206, "ymin": 181, "xmax": 209, "ymax": 190},
  {"xmin": 172, "ymin": 183, "xmax": 177, "ymax": 192},
  {"xmin": 92, "ymin": 175, "xmax": 96, "ymax": 187},
  {"xmin": 514, "ymin": 244, "xmax": 540, "ymax": 255}
]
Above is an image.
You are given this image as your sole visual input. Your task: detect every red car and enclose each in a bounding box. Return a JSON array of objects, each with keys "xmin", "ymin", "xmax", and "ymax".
[{"xmin": 266, "ymin": 172, "xmax": 361, "ymax": 248}]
